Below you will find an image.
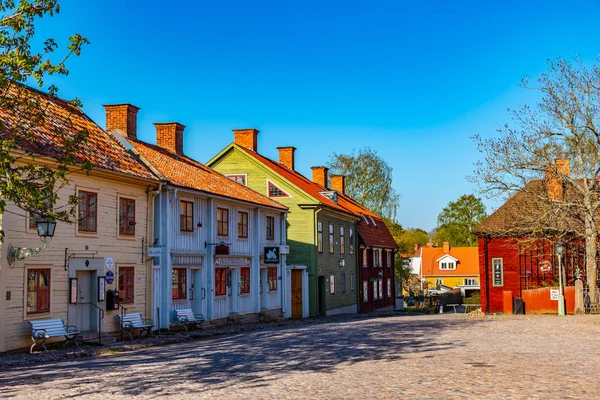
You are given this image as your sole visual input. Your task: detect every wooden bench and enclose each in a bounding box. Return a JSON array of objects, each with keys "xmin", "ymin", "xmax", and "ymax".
[
  {"xmin": 117, "ymin": 313, "xmax": 154, "ymax": 340},
  {"xmin": 175, "ymin": 309, "xmax": 206, "ymax": 332},
  {"xmin": 29, "ymin": 319, "xmax": 80, "ymax": 353}
]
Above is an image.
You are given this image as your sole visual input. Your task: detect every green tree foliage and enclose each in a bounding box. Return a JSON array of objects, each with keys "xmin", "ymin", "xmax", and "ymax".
[
  {"xmin": 328, "ymin": 147, "xmax": 400, "ymax": 221},
  {"xmin": 433, "ymin": 194, "xmax": 486, "ymax": 247},
  {"xmin": 396, "ymin": 228, "xmax": 429, "ymax": 254},
  {"xmin": 0, "ymin": 1, "xmax": 89, "ymax": 240}
]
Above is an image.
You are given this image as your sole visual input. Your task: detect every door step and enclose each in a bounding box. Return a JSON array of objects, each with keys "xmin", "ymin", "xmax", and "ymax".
[{"xmin": 76, "ymin": 331, "xmax": 118, "ymax": 345}]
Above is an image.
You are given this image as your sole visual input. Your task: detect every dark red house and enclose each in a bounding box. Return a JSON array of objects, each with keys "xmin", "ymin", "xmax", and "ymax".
[{"xmin": 475, "ymin": 159, "xmax": 592, "ymax": 312}]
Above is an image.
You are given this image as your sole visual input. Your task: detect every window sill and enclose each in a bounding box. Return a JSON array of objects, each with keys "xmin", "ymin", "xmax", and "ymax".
[
  {"xmin": 172, "ymin": 299, "xmax": 188, "ymax": 302},
  {"xmin": 26, "ymin": 312, "xmax": 53, "ymax": 321},
  {"xmin": 214, "ymin": 295, "xmax": 227, "ymax": 299},
  {"xmin": 117, "ymin": 235, "xmax": 137, "ymax": 241},
  {"xmin": 76, "ymin": 231, "xmax": 99, "ymax": 238}
]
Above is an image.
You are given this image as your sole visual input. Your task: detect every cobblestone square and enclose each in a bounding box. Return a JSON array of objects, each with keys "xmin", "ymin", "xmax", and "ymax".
[{"xmin": 1, "ymin": 313, "xmax": 599, "ymax": 399}]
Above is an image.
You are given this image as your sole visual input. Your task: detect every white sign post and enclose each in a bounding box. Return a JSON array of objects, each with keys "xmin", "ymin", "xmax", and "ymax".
[{"xmin": 550, "ymin": 289, "xmax": 559, "ymax": 301}]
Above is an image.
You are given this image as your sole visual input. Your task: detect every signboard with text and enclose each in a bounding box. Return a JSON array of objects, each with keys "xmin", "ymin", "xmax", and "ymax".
[
  {"xmin": 264, "ymin": 247, "xmax": 280, "ymax": 264},
  {"xmin": 492, "ymin": 258, "xmax": 504, "ymax": 287},
  {"xmin": 550, "ymin": 289, "xmax": 559, "ymax": 301}
]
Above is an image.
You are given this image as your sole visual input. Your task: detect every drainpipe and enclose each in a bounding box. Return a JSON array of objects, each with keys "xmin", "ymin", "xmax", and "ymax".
[
  {"xmin": 313, "ymin": 206, "xmax": 323, "ymax": 315},
  {"xmin": 484, "ymin": 236, "xmax": 490, "ymax": 313},
  {"xmin": 280, "ymin": 212, "xmax": 287, "ymax": 316},
  {"xmin": 146, "ymin": 183, "xmax": 162, "ymax": 327}
]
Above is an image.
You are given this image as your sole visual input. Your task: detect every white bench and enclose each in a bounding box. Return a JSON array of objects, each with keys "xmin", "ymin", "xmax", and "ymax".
[
  {"xmin": 29, "ymin": 319, "xmax": 80, "ymax": 353},
  {"xmin": 117, "ymin": 312, "xmax": 154, "ymax": 340},
  {"xmin": 175, "ymin": 309, "xmax": 206, "ymax": 332},
  {"xmin": 447, "ymin": 303, "xmax": 482, "ymax": 313}
]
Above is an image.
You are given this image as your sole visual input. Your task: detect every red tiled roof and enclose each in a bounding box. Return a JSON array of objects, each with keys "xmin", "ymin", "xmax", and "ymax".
[
  {"xmin": 420, "ymin": 246, "xmax": 479, "ymax": 276},
  {"xmin": 238, "ymin": 146, "xmax": 396, "ymax": 248},
  {"xmin": 0, "ymin": 85, "xmax": 156, "ymax": 180},
  {"xmin": 131, "ymin": 141, "xmax": 287, "ymax": 210}
]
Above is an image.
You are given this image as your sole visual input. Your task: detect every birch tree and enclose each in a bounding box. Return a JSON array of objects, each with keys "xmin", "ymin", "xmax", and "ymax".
[{"xmin": 472, "ymin": 57, "xmax": 600, "ymax": 299}]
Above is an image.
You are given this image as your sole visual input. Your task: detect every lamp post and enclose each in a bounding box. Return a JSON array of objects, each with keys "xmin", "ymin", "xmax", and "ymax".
[{"xmin": 555, "ymin": 242, "xmax": 566, "ymax": 316}]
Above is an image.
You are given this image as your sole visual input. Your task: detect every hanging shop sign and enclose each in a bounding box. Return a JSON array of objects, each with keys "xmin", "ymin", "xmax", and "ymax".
[
  {"xmin": 264, "ymin": 246, "xmax": 280, "ymax": 264},
  {"xmin": 148, "ymin": 246, "xmax": 162, "ymax": 258},
  {"xmin": 539, "ymin": 260, "xmax": 552, "ymax": 273}
]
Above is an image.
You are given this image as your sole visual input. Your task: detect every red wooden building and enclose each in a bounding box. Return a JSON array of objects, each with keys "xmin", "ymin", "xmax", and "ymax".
[{"xmin": 475, "ymin": 159, "xmax": 592, "ymax": 312}]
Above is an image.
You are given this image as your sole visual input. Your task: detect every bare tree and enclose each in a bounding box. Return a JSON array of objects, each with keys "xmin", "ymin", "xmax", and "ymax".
[{"xmin": 473, "ymin": 57, "xmax": 600, "ymax": 299}]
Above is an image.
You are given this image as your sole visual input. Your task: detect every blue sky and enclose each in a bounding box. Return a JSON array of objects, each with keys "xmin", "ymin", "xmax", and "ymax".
[{"xmin": 35, "ymin": 0, "xmax": 600, "ymax": 230}]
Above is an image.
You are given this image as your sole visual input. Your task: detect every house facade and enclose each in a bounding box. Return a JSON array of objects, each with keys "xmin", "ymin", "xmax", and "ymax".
[
  {"xmin": 420, "ymin": 242, "xmax": 479, "ymax": 295},
  {"xmin": 102, "ymin": 108, "xmax": 289, "ymax": 329},
  {"xmin": 0, "ymin": 88, "xmax": 159, "ymax": 352},
  {"xmin": 207, "ymin": 129, "xmax": 397, "ymax": 317}
]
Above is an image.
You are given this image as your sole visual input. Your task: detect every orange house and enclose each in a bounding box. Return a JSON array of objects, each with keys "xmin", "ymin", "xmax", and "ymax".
[{"xmin": 420, "ymin": 242, "xmax": 479, "ymax": 294}]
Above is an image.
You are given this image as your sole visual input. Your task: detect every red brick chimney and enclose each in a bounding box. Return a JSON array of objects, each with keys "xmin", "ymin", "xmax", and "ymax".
[
  {"xmin": 103, "ymin": 104, "xmax": 140, "ymax": 140},
  {"xmin": 233, "ymin": 129, "xmax": 259, "ymax": 152},
  {"xmin": 277, "ymin": 146, "xmax": 296, "ymax": 170},
  {"xmin": 443, "ymin": 242, "xmax": 450, "ymax": 254},
  {"xmin": 331, "ymin": 175, "xmax": 345, "ymax": 195},
  {"xmin": 155, "ymin": 122, "xmax": 185, "ymax": 155},
  {"xmin": 311, "ymin": 166, "xmax": 329, "ymax": 188},
  {"xmin": 545, "ymin": 158, "xmax": 570, "ymax": 201}
]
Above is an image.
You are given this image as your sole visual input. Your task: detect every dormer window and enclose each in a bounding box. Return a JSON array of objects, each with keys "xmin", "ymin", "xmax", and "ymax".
[
  {"xmin": 319, "ymin": 190, "xmax": 338, "ymax": 204},
  {"xmin": 436, "ymin": 254, "xmax": 458, "ymax": 271},
  {"xmin": 361, "ymin": 213, "xmax": 370, "ymax": 225}
]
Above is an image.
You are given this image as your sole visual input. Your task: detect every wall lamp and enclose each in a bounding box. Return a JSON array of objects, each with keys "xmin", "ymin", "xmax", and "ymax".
[{"xmin": 7, "ymin": 219, "xmax": 57, "ymax": 266}]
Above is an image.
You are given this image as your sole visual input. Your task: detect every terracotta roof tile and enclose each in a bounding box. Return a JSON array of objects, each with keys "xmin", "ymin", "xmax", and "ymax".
[
  {"xmin": 0, "ymin": 85, "xmax": 156, "ymax": 180},
  {"xmin": 420, "ymin": 246, "xmax": 479, "ymax": 276},
  {"xmin": 131, "ymin": 141, "xmax": 287, "ymax": 210}
]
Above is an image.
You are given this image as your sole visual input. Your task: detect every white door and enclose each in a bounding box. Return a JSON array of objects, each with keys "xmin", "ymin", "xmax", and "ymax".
[
  {"xmin": 191, "ymin": 269, "xmax": 203, "ymax": 315},
  {"xmin": 260, "ymin": 268, "xmax": 268, "ymax": 309},
  {"xmin": 68, "ymin": 271, "xmax": 92, "ymax": 331}
]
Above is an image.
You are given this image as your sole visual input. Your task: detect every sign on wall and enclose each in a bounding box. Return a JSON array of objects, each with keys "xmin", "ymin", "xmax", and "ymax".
[
  {"xmin": 105, "ymin": 257, "xmax": 115, "ymax": 270},
  {"xmin": 264, "ymin": 247, "xmax": 280, "ymax": 264},
  {"xmin": 550, "ymin": 289, "xmax": 559, "ymax": 301},
  {"xmin": 106, "ymin": 270, "xmax": 115, "ymax": 285},
  {"xmin": 539, "ymin": 260, "xmax": 552, "ymax": 273},
  {"xmin": 148, "ymin": 246, "xmax": 162, "ymax": 258},
  {"xmin": 492, "ymin": 258, "xmax": 504, "ymax": 287}
]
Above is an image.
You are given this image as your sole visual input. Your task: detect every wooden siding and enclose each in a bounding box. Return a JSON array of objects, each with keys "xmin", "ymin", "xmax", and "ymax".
[
  {"xmin": 0, "ymin": 171, "xmax": 153, "ymax": 352},
  {"xmin": 478, "ymin": 237, "xmax": 521, "ymax": 313}
]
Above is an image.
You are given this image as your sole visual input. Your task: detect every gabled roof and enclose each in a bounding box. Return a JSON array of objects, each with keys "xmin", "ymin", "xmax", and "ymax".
[
  {"xmin": 214, "ymin": 144, "xmax": 397, "ymax": 249},
  {"xmin": 130, "ymin": 140, "xmax": 287, "ymax": 210},
  {"xmin": 0, "ymin": 84, "xmax": 156, "ymax": 180},
  {"xmin": 421, "ymin": 246, "xmax": 479, "ymax": 276},
  {"xmin": 435, "ymin": 254, "xmax": 459, "ymax": 262}
]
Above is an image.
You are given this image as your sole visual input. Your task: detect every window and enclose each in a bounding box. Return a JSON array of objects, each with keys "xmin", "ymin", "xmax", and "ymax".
[
  {"xmin": 378, "ymin": 279, "xmax": 383, "ymax": 299},
  {"xmin": 340, "ymin": 226, "xmax": 345, "ymax": 255},
  {"xmin": 374, "ymin": 249, "xmax": 381, "ymax": 267},
  {"xmin": 341, "ymin": 272, "xmax": 346, "ymax": 293},
  {"xmin": 329, "ymin": 223, "xmax": 334, "ymax": 254},
  {"xmin": 217, "ymin": 207, "xmax": 229, "ymax": 237},
  {"xmin": 226, "ymin": 174, "xmax": 246, "ymax": 185},
  {"xmin": 387, "ymin": 278, "xmax": 392, "ymax": 297},
  {"xmin": 363, "ymin": 281, "xmax": 369, "ymax": 302},
  {"xmin": 172, "ymin": 268, "xmax": 187, "ymax": 300},
  {"xmin": 440, "ymin": 261, "xmax": 456, "ymax": 270},
  {"xmin": 350, "ymin": 272, "xmax": 355, "ymax": 292},
  {"xmin": 180, "ymin": 200, "xmax": 194, "ymax": 232},
  {"xmin": 215, "ymin": 268, "xmax": 227, "ymax": 296},
  {"xmin": 27, "ymin": 269, "xmax": 51, "ymax": 315},
  {"xmin": 240, "ymin": 267, "xmax": 250, "ymax": 294},
  {"xmin": 363, "ymin": 250, "xmax": 368, "ymax": 268},
  {"xmin": 435, "ymin": 278, "xmax": 443, "ymax": 287},
  {"xmin": 464, "ymin": 278, "xmax": 477, "ymax": 286},
  {"xmin": 268, "ymin": 181, "xmax": 289, "ymax": 198},
  {"xmin": 349, "ymin": 228, "xmax": 354, "ymax": 255},
  {"xmin": 118, "ymin": 267, "xmax": 135, "ymax": 304},
  {"xmin": 317, "ymin": 221, "xmax": 323, "ymax": 253},
  {"xmin": 238, "ymin": 211, "xmax": 248, "ymax": 238},
  {"xmin": 78, "ymin": 191, "xmax": 97, "ymax": 232},
  {"xmin": 268, "ymin": 267, "xmax": 278, "ymax": 291},
  {"xmin": 386, "ymin": 251, "xmax": 392, "ymax": 268},
  {"xmin": 330, "ymin": 274, "xmax": 335, "ymax": 294},
  {"xmin": 266, "ymin": 216, "xmax": 275, "ymax": 240},
  {"xmin": 29, "ymin": 195, "xmax": 52, "ymax": 230},
  {"xmin": 373, "ymin": 280, "xmax": 378, "ymax": 300},
  {"xmin": 119, "ymin": 198, "xmax": 136, "ymax": 236}
]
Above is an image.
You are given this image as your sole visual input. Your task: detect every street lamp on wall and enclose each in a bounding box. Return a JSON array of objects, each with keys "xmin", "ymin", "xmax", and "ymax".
[
  {"xmin": 338, "ymin": 256, "xmax": 345, "ymax": 269},
  {"xmin": 7, "ymin": 219, "xmax": 57, "ymax": 266}
]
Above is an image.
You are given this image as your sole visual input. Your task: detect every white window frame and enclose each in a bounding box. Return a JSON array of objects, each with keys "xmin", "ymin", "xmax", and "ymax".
[
  {"xmin": 225, "ymin": 174, "xmax": 248, "ymax": 186},
  {"xmin": 330, "ymin": 273, "xmax": 335, "ymax": 295}
]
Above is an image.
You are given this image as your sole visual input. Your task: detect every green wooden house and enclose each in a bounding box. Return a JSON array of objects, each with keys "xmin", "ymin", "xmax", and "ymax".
[{"xmin": 207, "ymin": 129, "xmax": 361, "ymax": 318}]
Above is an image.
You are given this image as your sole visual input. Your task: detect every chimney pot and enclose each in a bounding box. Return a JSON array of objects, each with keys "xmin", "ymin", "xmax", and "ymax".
[
  {"xmin": 103, "ymin": 104, "xmax": 140, "ymax": 140},
  {"xmin": 277, "ymin": 146, "xmax": 296, "ymax": 170},
  {"xmin": 233, "ymin": 128, "xmax": 259, "ymax": 152},
  {"xmin": 155, "ymin": 122, "xmax": 185, "ymax": 155},
  {"xmin": 311, "ymin": 166, "xmax": 329, "ymax": 188},
  {"xmin": 546, "ymin": 158, "xmax": 570, "ymax": 201},
  {"xmin": 331, "ymin": 175, "xmax": 345, "ymax": 195},
  {"xmin": 443, "ymin": 242, "xmax": 450, "ymax": 254}
]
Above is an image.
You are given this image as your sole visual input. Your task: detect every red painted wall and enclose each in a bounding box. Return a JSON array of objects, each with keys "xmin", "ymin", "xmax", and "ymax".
[
  {"xmin": 478, "ymin": 237, "xmax": 521, "ymax": 313},
  {"xmin": 521, "ymin": 287, "xmax": 575, "ymax": 314}
]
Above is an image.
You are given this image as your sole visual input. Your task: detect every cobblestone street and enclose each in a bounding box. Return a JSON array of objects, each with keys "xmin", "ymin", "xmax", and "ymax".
[{"xmin": 1, "ymin": 313, "xmax": 600, "ymax": 399}]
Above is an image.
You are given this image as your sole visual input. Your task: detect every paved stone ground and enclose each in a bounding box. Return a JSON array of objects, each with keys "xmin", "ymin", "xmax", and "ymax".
[{"xmin": 1, "ymin": 313, "xmax": 600, "ymax": 399}]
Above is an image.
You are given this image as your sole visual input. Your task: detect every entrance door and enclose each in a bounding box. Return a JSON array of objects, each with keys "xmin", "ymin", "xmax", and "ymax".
[
  {"xmin": 318, "ymin": 276, "xmax": 326, "ymax": 316},
  {"xmin": 260, "ymin": 268, "xmax": 268, "ymax": 310},
  {"xmin": 291, "ymin": 270, "xmax": 303, "ymax": 319},
  {"xmin": 191, "ymin": 269, "xmax": 203, "ymax": 315},
  {"xmin": 68, "ymin": 271, "xmax": 95, "ymax": 331}
]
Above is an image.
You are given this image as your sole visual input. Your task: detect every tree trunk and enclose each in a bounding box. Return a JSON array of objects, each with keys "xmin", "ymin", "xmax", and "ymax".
[{"xmin": 585, "ymin": 217, "xmax": 598, "ymax": 301}]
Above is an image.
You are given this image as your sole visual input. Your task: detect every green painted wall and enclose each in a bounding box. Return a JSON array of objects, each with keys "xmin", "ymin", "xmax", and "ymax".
[{"xmin": 209, "ymin": 146, "xmax": 358, "ymax": 316}]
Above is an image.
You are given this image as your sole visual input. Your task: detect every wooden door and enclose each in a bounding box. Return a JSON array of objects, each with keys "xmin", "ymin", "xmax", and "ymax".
[
  {"xmin": 68, "ymin": 271, "xmax": 92, "ymax": 331},
  {"xmin": 291, "ymin": 270, "xmax": 303, "ymax": 319},
  {"xmin": 191, "ymin": 269, "xmax": 203, "ymax": 315}
]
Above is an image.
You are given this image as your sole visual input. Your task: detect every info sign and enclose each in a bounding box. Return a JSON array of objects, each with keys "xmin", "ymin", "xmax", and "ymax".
[
  {"xmin": 492, "ymin": 258, "xmax": 504, "ymax": 287},
  {"xmin": 550, "ymin": 289, "xmax": 560, "ymax": 301}
]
